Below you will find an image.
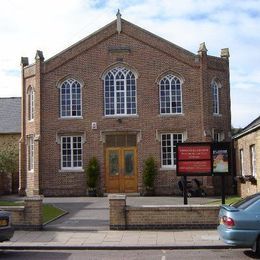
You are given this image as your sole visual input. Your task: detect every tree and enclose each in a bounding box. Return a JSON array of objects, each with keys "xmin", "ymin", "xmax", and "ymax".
[{"xmin": 0, "ymin": 143, "xmax": 18, "ymax": 174}]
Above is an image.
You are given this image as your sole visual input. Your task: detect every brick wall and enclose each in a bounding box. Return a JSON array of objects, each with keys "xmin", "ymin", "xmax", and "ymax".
[
  {"xmin": 0, "ymin": 196, "xmax": 43, "ymax": 230},
  {"xmin": 21, "ymin": 19, "xmax": 231, "ymax": 196},
  {"xmin": 109, "ymin": 194, "xmax": 219, "ymax": 230},
  {"xmin": 234, "ymin": 129, "xmax": 260, "ymax": 197}
]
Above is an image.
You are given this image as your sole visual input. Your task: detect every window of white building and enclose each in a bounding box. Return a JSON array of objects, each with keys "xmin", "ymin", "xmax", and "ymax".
[
  {"xmin": 27, "ymin": 136, "xmax": 34, "ymax": 172},
  {"xmin": 160, "ymin": 75, "xmax": 182, "ymax": 114},
  {"xmin": 61, "ymin": 136, "xmax": 82, "ymax": 170},
  {"xmin": 28, "ymin": 86, "xmax": 34, "ymax": 121},
  {"xmin": 212, "ymin": 81, "xmax": 220, "ymax": 115},
  {"xmin": 60, "ymin": 79, "xmax": 82, "ymax": 118},
  {"xmin": 104, "ymin": 66, "xmax": 137, "ymax": 116},
  {"xmin": 161, "ymin": 133, "xmax": 183, "ymax": 168},
  {"xmin": 250, "ymin": 145, "xmax": 256, "ymax": 177}
]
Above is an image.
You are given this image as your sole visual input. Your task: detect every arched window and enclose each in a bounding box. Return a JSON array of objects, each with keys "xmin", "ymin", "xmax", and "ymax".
[
  {"xmin": 104, "ymin": 66, "xmax": 137, "ymax": 116},
  {"xmin": 60, "ymin": 78, "xmax": 82, "ymax": 117},
  {"xmin": 27, "ymin": 86, "xmax": 34, "ymax": 121},
  {"xmin": 160, "ymin": 75, "xmax": 182, "ymax": 114},
  {"xmin": 211, "ymin": 80, "xmax": 220, "ymax": 114}
]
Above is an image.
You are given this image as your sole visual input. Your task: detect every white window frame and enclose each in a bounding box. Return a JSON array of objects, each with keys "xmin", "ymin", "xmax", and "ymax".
[
  {"xmin": 104, "ymin": 66, "xmax": 137, "ymax": 116},
  {"xmin": 59, "ymin": 79, "xmax": 82, "ymax": 118},
  {"xmin": 212, "ymin": 81, "xmax": 220, "ymax": 115},
  {"xmin": 27, "ymin": 136, "xmax": 34, "ymax": 172},
  {"xmin": 250, "ymin": 145, "xmax": 256, "ymax": 177},
  {"xmin": 61, "ymin": 136, "xmax": 83, "ymax": 170},
  {"xmin": 239, "ymin": 149, "xmax": 244, "ymax": 176},
  {"xmin": 28, "ymin": 87, "xmax": 34, "ymax": 121},
  {"xmin": 159, "ymin": 74, "xmax": 183, "ymax": 115},
  {"xmin": 161, "ymin": 133, "xmax": 183, "ymax": 169}
]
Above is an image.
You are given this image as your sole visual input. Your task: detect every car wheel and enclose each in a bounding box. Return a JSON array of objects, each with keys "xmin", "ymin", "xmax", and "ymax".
[{"xmin": 252, "ymin": 236, "xmax": 260, "ymax": 256}]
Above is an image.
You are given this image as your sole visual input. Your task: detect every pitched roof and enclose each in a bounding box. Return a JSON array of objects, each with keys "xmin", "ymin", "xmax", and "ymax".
[
  {"xmin": 0, "ymin": 97, "xmax": 21, "ymax": 134},
  {"xmin": 233, "ymin": 115, "xmax": 260, "ymax": 139}
]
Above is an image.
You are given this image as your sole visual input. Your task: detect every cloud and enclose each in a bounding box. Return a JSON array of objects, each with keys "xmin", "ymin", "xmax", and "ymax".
[{"xmin": 0, "ymin": 0, "xmax": 259, "ymax": 127}]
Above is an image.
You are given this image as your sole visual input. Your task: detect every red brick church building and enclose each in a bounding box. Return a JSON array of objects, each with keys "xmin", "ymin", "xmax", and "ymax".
[{"xmin": 19, "ymin": 12, "xmax": 231, "ymax": 196}]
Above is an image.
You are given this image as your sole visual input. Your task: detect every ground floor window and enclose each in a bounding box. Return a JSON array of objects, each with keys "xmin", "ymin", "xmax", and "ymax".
[
  {"xmin": 27, "ymin": 135, "xmax": 34, "ymax": 172},
  {"xmin": 61, "ymin": 136, "xmax": 82, "ymax": 170},
  {"xmin": 250, "ymin": 144, "xmax": 256, "ymax": 177},
  {"xmin": 161, "ymin": 133, "xmax": 183, "ymax": 167},
  {"xmin": 239, "ymin": 149, "xmax": 244, "ymax": 176}
]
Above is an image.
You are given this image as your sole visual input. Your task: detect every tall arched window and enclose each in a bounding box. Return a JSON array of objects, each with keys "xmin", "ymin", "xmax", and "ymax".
[
  {"xmin": 27, "ymin": 86, "xmax": 34, "ymax": 121},
  {"xmin": 104, "ymin": 66, "xmax": 137, "ymax": 116},
  {"xmin": 60, "ymin": 78, "xmax": 82, "ymax": 117},
  {"xmin": 160, "ymin": 74, "xmax": 182, "ymax": 114},
  {"xmin": 211, "ymin": 80, "xmax": 220, "ymax": 115}
]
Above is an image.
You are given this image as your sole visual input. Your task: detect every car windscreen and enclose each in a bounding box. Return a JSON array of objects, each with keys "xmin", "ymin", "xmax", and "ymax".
[{"xmin": 232, "ymin": 194, "xmax": 260, "ymax": 209}]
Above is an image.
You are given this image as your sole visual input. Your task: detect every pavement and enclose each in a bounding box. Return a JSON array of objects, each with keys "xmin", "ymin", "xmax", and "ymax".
[{"xmin": 0, "ymin": 195, "xmax": 235, "ymax": 250}]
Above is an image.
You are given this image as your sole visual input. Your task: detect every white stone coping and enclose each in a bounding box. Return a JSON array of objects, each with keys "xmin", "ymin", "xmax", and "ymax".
[{"xmin": 108, "ymin": 194, "xmax": 127, "ymax": 200}]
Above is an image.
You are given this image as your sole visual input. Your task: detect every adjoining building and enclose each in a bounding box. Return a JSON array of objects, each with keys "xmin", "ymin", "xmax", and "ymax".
[
  {"xmin": 234, "ymin": 116, "xmax": 260, "ymax": 197},
  {"xmin": 0, "ymin": 97, "xmax": 21, "ymax": 194},
  {"xmin": 19, "ymin": 13, "xmax": 232, "ymax": 196}
]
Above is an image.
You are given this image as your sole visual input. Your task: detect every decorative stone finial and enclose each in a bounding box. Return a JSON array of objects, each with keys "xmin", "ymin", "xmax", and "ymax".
[
  {"xmin": 35, "ymin": 50, "xmax": 44, "ymax": 61},
  {"xmin": 21, "ymin": 57, "xmax": 29, "ymax": 67},
  {"xmin": 116, "ymin": 9, "xmax": 122, "ymax": 34},
  {"xmin": 220, "ymin": 48, "xmax": 230, "ymax": 59},
  {"xmin": 198, "ymin": 42, "xmax": 208, "ymax": 55}
]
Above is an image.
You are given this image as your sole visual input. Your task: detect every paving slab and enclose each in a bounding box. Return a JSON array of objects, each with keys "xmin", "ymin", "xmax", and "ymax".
[{"xmin": 0, "ymin": 229, "xmax": 234, "ymax": 250}]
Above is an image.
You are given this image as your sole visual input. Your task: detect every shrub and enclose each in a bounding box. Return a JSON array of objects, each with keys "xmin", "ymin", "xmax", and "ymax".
[
  {"xmin": 143, "ymin": 156, "xmax": 157, "ymax": 190},
  {"xmin": 85, "ymin": 157, "xmax": 100, "ymax": 190}
]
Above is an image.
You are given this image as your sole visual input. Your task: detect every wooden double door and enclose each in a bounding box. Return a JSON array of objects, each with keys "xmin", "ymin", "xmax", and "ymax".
[{"xmin": 105, "ymin": 147, "xmax": 137, "ymax": 193}]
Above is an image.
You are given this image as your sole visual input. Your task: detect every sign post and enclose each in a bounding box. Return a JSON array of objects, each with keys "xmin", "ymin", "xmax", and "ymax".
[{"xmin": 176, "ymin": 142, "xmax": 231, "ymax": 205}]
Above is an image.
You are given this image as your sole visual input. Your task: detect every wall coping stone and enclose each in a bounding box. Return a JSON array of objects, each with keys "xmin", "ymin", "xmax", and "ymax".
[
  {"xmin": 24, "ymin": 195, "xmax": 44, "ymax": 201},
  {"xmin": 108, "ymin": 194, "xmax": 126, "ymax": 200},
  {"xmin": 0, "ymin": 206, "xmax": 24, "ymax": 211}
]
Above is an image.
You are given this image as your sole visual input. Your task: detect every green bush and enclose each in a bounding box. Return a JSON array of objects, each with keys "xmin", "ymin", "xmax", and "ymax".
[
  {"xmin": 0, "ymin": 143, "xmax": 18, "ymax": 174},
  {"xmin": 143, "ymin": 156, "xmax": 157, "ymax": 190},
  {"xmin": 85, "ymin": 157, "xmax": 100, "ymax": 190}
]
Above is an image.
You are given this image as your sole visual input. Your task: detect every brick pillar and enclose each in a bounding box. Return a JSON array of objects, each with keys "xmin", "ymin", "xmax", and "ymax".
[
  {"xmin": 24, "ymin": 195, "xmax": 43, "ymax": 230},
  {"xmin": 109, "ymin": 194, "xmax": 126, "ymax": 230},
  {"xmin": 19, "ymin": 57, "xmax": 29, "ymax": 196}
]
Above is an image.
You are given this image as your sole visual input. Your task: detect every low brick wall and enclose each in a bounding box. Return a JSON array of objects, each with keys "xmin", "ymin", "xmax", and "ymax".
[
  {"xmin": 0, "ymin": 196, "xmax": 43, "ymax": 230},
  {"xmin": 109, "ymin": 195, "xmax": 220, "ymax": 230}
]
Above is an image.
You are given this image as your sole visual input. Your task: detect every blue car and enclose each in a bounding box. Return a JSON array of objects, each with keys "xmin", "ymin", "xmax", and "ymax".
[
  {"xmin": 218, "ymin": 193, "xmax": 260, "ymax": 256},
  {"xmin": 0, "ymin": 210, "xmax": 14, "ymax": 242}
]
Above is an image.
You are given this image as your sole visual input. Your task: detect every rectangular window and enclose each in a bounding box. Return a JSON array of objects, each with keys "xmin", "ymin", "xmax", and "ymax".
[
  {"xmin": 250, "ymin": 145, "xmax": 256, "ymax": 177},
  {"xmin": 27, "ymin": 136, "xmax": 34, "ymax": 171},
  {"xmin": 28, "ymin": 89, "xmax": 34, "ymax": 121},
  {"xmin": 61, "ymin": 136, "xmax": 82, "ymax": 170},
  {"xmin": 212, "ymin": 83, "xmax": 220, "ymax": 114},
  {"xmin": 239, "ymin": 149, "xmax": 244, "ymax": 176},
  {"xmin": 161, "ymin": 133, "xmax": 183, "ymax": 167}
]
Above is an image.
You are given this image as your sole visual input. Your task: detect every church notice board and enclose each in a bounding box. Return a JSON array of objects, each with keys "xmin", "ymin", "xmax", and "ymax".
[{"xmin": 176, "ymin": 142, "xmax": 231, "ymax": 176}]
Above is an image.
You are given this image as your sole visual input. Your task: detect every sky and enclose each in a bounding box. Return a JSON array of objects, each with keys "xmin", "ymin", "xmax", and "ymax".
[{"xmin": 0, "ymin": 0, "xmax": 259, "ymax": 128}]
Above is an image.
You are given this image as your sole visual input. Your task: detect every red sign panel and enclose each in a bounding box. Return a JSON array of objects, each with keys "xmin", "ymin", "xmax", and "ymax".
[
  {"xmin": 178, "ymin": 160, "xmax": 211, "ymax": 173},
  {"xmin": 178, "ymin": 145, "xmax": 211, "ymax": 160}
]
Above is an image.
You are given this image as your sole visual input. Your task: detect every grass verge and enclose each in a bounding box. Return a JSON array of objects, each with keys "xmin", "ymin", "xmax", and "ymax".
[
  {"xmin": 0, "ymin": 201, "xmax": 66, "ymax": 224},
  {"xmin": 207, "ymin": 196, "xmax": 241, "ymax": 205},
  {"xmin": 42, "ymin": 204, "xmax": 66, "ymax": 224}
]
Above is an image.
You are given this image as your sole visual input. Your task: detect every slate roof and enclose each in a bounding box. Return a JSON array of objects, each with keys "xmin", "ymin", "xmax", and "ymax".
[
  {"xmin": 0, "ymin": 97, "xmax": 21, "ymax": 134},
  {"xmin": 234, "ymin": 115, "xmax": 260, "ymax": 139}
]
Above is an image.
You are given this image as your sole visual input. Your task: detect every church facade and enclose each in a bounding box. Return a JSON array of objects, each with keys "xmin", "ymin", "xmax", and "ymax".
[{"xmin": 19, "ymin": 14, "xmax": 231, "ymax": 196}]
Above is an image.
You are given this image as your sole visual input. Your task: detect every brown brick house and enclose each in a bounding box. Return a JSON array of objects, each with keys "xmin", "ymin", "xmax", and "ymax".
[
  {"xmin": 234, "ymin": 116, "xmax": 260, "ymax": 197},
  {"xmin": 19, "ymin": 13, "xmax": 231, "ymax": 196}
]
